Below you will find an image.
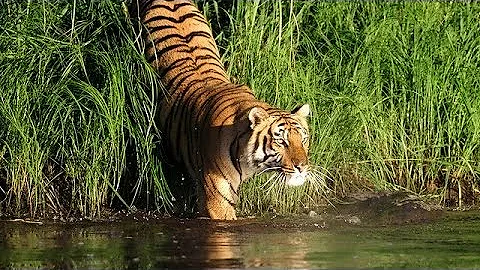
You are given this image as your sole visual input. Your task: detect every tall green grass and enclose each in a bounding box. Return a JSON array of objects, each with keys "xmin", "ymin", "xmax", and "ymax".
[
  {"xmin": 1, "ymin": 1, "xmax": 479, "ymax": 218},
  {"xmin": 217, "ymin": 1, "xmax": 480, "ymax": 213},
  {"xmin": 0, "ymin": 1, "xmax": 171, "ymax": 218}
]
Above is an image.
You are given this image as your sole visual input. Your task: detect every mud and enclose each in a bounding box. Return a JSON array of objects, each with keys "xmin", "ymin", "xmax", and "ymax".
[{"xmin": 0, "ymin": 191, "xmax": 445, "ymax": 226}]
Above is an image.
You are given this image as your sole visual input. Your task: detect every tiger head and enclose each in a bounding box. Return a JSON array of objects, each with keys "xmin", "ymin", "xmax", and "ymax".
[{"xmin": 246, "ymin": 104, "xmax": 310, "ymax": 186}]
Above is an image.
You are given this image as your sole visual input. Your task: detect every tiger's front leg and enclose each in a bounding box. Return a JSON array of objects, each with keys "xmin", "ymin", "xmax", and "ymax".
[{"xmin": 201, "ymin": 172, "xmax": 238, "ymax": 220}]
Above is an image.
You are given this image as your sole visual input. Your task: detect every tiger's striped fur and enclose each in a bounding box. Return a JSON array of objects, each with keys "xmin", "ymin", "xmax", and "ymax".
[{"xmin": 132, "ymin": 0, "xmax": 311, "ymax": 220}]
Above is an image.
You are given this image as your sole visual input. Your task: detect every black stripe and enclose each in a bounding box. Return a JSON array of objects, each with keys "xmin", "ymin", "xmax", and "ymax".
[
  {"xmin": 149, "ymin": 31, "xmax": 212, "ymax": 49},
  {"xmin": 202, "ymin": 93, "xmax": 249, "ymax": 129},
  {"xmin": 205, "ymin": 171, "xmax": 236, "ymax": 207},
  {"xmin": 158, "ymin": 56, "xmax": 191, "ymax": 78},
  {"xmin": 261, "ymin": 134, "xmax": 269, "ymax": 160},
  {"xmin": 200, "ymin": 68, "xmax": 226, "ymax": 77},
  {"xmin": 252, "ymin": 130, "xmax": 261, "ymax": 159},
  {"xmin": 209, "ymin": 94, "xmax": 256, "ymax": 121},
  {"xmin": 177, "ymin": 77, "xmax": 224, "ymax": 130},
  {"xmin": 163, "ymin": 67, "xmax": 191, "ymax": 90},
  {"xmin": 203, "ymin": 175, "xmax": 225, "ymax": 206},
  {"xmin": 198, "ymin": 61, "xmax": 225, "ymax": 74},
  {"xmin": 268, "ymin": 125, "xmax": 275, "ymax": 139},
  {"xmin": 265, "ymin": 107, "xmax": 282, "ymax": 115},
  {"xmin": 146, "ymin": 39, "xmax": 219, "ymax": 61},
  {"xmin": 165, "ymin": 67, "xmax": 194, "ymax": 90},
  {"xmin": 144, "ymin": 11, "xmax": 206, "ymax": 25},
  {"xmin": 281, "ymin": 166, "xmax": 295, "ymax": 173},
  {"xmin": 191, "ymin": 80, "xmax": 228, "ymax": 125},
  {"xmin": 166, "ymin": 61, "xmax": 223, "ymax": 90},
  {"xmin": 174, "ymin": 81, "xmax": 207, "ymax": 152},
  {"xmin": 212, "ymin": 163, "xmax": 237, "ymax": 205},
  {"xmin": 230, "ymin": 182, "xmax": 239, "ymax": 197},
  {"xmin": 148, "ymin": 2, "xmax": 192, "ymax": 13},
  {"xmin": 159, "ymin": 54, "xmax": 221, "ymax": 73},
  {"xmin": 217, "ymin": 98, "xmax": 260, "ymax": 128},
  {"xmin": 261, "ymin": 153, "xmax": 276, "ymax": 163},
  {"xmin": 147, "ymin": 43, "xmax": 187, "ymax": 63},
  {"xmin": 216, "ymin": 110, "xmax": 238, "ymax": 126},
  {"xmin": 230, "ymin": 136, "xmax": 242, "ymax": 178},
  {"xmin": 158, "ymin": 51, "xmax": 225, "ymax": 78},
  {"xmin": 200, "ymin": 85, "xmax": 248, "ymax": 113},
  {"xmin": 196, "ymin": 54, "xmax": 221, "ymax": 61},
  {"xmin": 159, "ymin": 52, "xmax": 225, "ymax": 90},
  {"xmin": 209, "ymin": 95, "xmax": 250, "ymax": 121},
  {"xmin": 281, "ymin": 115, "xmax": 297, "ymax": 121},
  {"xmin": 177, "ymin": 45, "xmax": 218, "ymax": 57},
  {"xmin": 147, "ymin": 24, "xmax": 177, "ymax": 35}
]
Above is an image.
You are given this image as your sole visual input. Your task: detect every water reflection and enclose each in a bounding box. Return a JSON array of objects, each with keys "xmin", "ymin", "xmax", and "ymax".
[
  {"xmin": 153, "ymin": 226, "xmax": 244, "ymax": 268},
  {"xmin": 241, "ymin": 233, "xmax": 310, "ymax": 268},
  {"xmin": 0, "ymin": 219, "xmax": 247, "ymax": 269},
  {"xmin": 1, "ymin": 214, "xmax": 480, "ymax": 269}
]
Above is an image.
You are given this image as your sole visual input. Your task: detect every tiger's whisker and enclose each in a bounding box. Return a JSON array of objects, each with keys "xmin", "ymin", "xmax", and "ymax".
[
  {"xmin": 261, "ymin": 173, "xmax": 279, "ymax": 190},
  {"xmin": 258, "ymin": 166, "xmax": 282, "ymax": 175}
]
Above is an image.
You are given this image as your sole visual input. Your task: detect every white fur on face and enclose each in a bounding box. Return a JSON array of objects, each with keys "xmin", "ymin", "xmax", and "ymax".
[{"xmin": 285, "ymin": 167, "xmax": 307, "ymax": 186}]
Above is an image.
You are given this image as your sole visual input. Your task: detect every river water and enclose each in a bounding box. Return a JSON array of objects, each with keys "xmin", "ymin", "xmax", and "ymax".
[{"xmin": 1, "ymin": 210, "xmax": 480, "ymax": 269}]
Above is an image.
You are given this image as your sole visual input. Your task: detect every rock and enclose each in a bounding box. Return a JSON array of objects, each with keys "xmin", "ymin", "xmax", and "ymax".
[{"xmin": 347, "ymin": 215, "xmax": 361, "ymax": 225}]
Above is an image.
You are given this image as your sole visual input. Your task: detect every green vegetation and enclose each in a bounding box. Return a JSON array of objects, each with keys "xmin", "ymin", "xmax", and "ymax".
[
  {"xmin": 1, "ymin": 1, "xmax": 479, "ymax": 218},
  {"xmin": 0, "ymin": 1, "xmax": 170, "ymax": 218},
  {"xmin": 217, "ymin": 1, "xmax": 480, "ymax": 214}
]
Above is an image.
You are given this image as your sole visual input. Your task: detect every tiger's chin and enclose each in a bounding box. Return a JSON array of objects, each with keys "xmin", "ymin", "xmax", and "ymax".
[{"xmin": 285, "ymin": 172, "xmax": 307, "ymax": 186}]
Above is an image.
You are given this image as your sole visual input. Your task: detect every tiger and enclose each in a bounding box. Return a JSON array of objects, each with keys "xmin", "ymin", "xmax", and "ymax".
[{"xmin": 131, "ymin": 0, "xmax": 311, "ymax": 220}]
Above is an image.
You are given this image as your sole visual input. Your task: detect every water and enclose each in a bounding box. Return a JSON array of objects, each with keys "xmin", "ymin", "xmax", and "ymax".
[{"xmin": 1, "ymin": 211, "xmax": 480, "ymax": 269}]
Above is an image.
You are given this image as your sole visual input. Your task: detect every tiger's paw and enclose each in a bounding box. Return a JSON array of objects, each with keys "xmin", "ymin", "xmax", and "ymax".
[{"xmin": 207, "ymin": 205, "xmax": 237, "ymax": 220}]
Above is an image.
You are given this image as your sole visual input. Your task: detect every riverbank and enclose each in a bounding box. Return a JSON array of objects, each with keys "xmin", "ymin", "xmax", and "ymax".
[{"xmin": 0, "ymin": 191, "xmax": 468, "ymax": 225}]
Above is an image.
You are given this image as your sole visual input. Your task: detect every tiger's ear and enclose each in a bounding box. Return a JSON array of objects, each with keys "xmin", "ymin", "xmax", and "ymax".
[
  {"xmin": 291, "ymin": 104, "xmax": 310, "ymax": 118},
  {"xmin": 248, "ymin": 107, "xmax": 269, "ymax": 129}
]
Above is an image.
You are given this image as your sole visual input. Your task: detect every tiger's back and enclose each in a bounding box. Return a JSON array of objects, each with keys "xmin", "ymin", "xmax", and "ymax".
[
  {"xmin": 132, "ymin": 0, "xmax": 311, "ymax": 220},
  {"xmin": 137, "ymin": 0, "xmax": 256, "ymax": 161},
  {"xmin": 140, "ymin": 0, "xmax": 227, "ymax": 86}
]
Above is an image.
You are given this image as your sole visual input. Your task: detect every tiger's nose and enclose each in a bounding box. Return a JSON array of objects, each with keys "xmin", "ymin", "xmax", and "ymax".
[{"xmin": 294, "ymin": 163, "xmax": 306, "ymax": 173}]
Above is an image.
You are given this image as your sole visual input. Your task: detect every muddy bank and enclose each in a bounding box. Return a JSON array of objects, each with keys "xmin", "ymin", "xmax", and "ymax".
[
  {"xmin": 319, "ymin": 191, "xmax": 446, "ymax": 226},
  {"xmin": 0, "ymin": 191, "xmax": 450, "ymax": 228}
]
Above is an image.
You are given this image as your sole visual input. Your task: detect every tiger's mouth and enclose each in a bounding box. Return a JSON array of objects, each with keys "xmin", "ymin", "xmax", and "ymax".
[{"xmin": 283, "ymin": 166, "xmax": 308, "ymax": 186}]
